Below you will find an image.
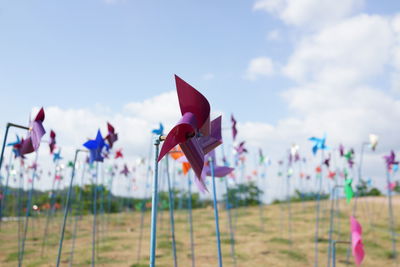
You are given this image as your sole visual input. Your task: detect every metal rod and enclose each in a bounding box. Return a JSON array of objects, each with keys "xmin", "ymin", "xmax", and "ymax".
[
  {"xmin": 211, "ymin": 157, "xmax": 223, "ymax": 267},
  {"xmin": 56, "ymin": 149, "xmax": 86, "ymax": 267},
  {"xmin": 149, "ymin": 137, "xmax": 161, "ymax": 267}
]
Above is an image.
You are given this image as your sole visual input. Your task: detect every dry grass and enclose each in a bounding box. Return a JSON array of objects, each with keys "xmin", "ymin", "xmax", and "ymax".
[{"xmin": 0, "ymin": 196, "xmax": 399, "ymax": 266}]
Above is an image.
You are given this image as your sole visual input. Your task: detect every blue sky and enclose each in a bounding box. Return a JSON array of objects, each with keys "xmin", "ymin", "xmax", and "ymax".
[
  {"xmin": 0, "ymin": 0, "xmax": 399, "ymax": 124},
  {"xmin": 1, "ymin": 0, "xmax": 400, "ymax": 198}
]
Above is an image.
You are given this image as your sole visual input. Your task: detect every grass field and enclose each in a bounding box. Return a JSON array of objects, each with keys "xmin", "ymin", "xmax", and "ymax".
[{"xmin": 0, "ymin": 196, "xmax": 399, "ymax": 266}]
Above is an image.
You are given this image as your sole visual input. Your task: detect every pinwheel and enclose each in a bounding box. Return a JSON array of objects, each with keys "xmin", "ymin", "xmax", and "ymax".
[
  {"xmin": 384, "ymin": 151, "xmax": 399, "ymax": 171},
  {"xmin": 53, "ymin": 150, "xmax": 62, "ymax": 162},
  {"xmin": 20, "ymin": 108, "xmax": 46, "ymax": 155},
  {"xmin": 369, "ymin": 134, "xmax": 378, "ymax": 151},
  {"xmin": 105, "ymin": 122, "xmax": 118, "ymax": 149},
  {"xmin": 339, "ymin": 144, "xmax": 345, "ymax": 157},
  {"xmin": 7, "ymin": 135, "xmax": 23, "ymax": 158},
  {"xmin": 158, "ymin": 75, "xmax": 218, "ymax": 183},
  {"xmin": 259, "ymin": 148, "xmax": 265, "ymax": 165},
  {"xmin": 235, "ymin": 141, "xmax": 248, "ymax": 155},
  {"xmin": 344, "ymin": 178, "xmax": 354, "ymax": 203},
  {"xmin": 49, "ymin": 130, "xmax": 56, "ymax": 154},
  {"xmin": 308, "ymin": 134, "xmax": 327, "ymax": 155},
  {"xmin": 120, "ymin": 164, "xmax": 130, "ymax": 177},
  {"xmin": 344, "ymin": 149, "xmax": 355, "ymax": 168},
  {"xmin": 327, "ymin": 171, "xmax": 336, "ymax": 180},
  {"xmin": 152, "ymin": 123, "xmax": 164, "ymax": 135},
  {"xmin": 83, "ymin": 130, "xmax": 108, "ymax": 164},
  {"xmin": 350, "ymin": 216, "xmax": 365, "ymax": 266},
  {"xmin": 388, "ymin": 182, "xmax": 397, "ymax": 191},
  {"xmin": 231, "ymin": 114, "xmax": 237, "ymax": 141},
  {"xmin": 323, "ymin": 155, "xmax": 330, "ymax": 168},
  {"xmin": 115, "ymin": 149, "xmax": 123, "ymax": 159}
]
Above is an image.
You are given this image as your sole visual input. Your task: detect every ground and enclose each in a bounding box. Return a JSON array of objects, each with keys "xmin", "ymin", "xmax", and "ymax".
[{"xmin": 0, "ymin": 196, "xmax": 398, "ymax": 266}]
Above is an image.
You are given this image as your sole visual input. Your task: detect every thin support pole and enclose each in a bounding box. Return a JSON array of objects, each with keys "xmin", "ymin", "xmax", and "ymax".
[
  {"xmin": 188, "ymin": 173, "xmax": 195, "ymax": 267},
  {"xmin": 149, "ymin": 137, "xmax": 161, "ymax": 267},
  {"xmin": 18, "ymin": 154, "xmax": 38, "ymax": 267},
  {"xmin": 210, "ymin": 157, "xmax": 223, "ymax": 267},
  {"xmin": 165, "ymin": 156, "xmax": 178, "ymax": 267},
  {"xmin": 69, "ymin": 162, "xmax": 87, "ymax": 267},
  {"xmin": 56, "ymin": 149, "xmax": 85, "ymax": 267},
  {"xmin": 92, "ymin": 162, "xmax": 99, "ymax": 267},
  {"xmin": 314, "ymin": 150, "xmax": 324, "ymax": 267},
  {"xmin": 224, "ymin": 177, "xmax": 236, "ymax": 267}
]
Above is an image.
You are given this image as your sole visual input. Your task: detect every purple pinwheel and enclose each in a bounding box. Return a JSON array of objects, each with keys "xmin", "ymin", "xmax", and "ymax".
[
  {"xmin": 339, "ymin": 144, "xmax": 345, "ymax": 157},
  {"xmin": 105, "ymin": 122, "xmax": 118, "ymax": 149},
  {"xmin": 323, "ymin": 155, "xmax": 331, "ymax": 168},
  {"xmin": 120, "ymin": 164, "xmax": 130, "ymax": 177},
  {"xmin": 235, "ymin": 141, "xmax": 248, "ymax": 155},
  {"xmin": 83, "ymin": 130, "xmax": 108, "ymax": 164},
  {"xmin": 231, "ymin": 114, "xmax": 237, "ymax": 141},
  {"xmin": 20, "ymin": 108, "xmax": 46, "ymax": 155},
  {"xmin": 159, "ymin": 75, "xmax": 221, "ymax": 186},
  {"xmin": 49, "ymin": 130, "xmax": 56, "ymax": 154},
  {"xmin": 384, "ymin": 151, "xmax": 399, "ymax": 171}
]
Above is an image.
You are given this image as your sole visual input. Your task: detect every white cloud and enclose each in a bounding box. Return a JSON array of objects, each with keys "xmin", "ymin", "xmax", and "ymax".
[
  {"xmin": 244, "ymin": 57, "xmax": 275, "ymax": 80},
  {"xmin": 267, "ymin": 29, "xmax": 281, "ymax": 41},
  {"xmin": 254, "ymin": 0, "xmax": 364, "ymax": 29},
  {"xmin": 283, "ymin": 14, "xmax": 394, "ymax": 84}
]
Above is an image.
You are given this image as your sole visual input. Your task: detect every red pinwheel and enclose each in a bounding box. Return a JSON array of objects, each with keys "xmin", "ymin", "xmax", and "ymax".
[
  {"xmin": 158, "ymin": 75, "xmax": 219, "ymax": 184},
  {"xmin": 20, "ymin": 108, "xmax": 46, "ymax": 155},
  {"xmin": 49, "ymin": 130, "xmax": 56, "ymax": 154},
  {"xmin": 105, "ymin": 122, "xmax": 118, "ymax": 149},
  {"xmin": 115, "ymin": 149, "xmax": 123, "ymax": 159}
]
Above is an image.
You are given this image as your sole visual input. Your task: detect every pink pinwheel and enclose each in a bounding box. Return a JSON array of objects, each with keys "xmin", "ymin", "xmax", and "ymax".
[
  {"xmin": 350, "ymin": 216, "xmax": 365, "ymax": 266},
  {"xmin": 158, "ymin": 75, "xmax": 218, "ymax": 184},
  {"xmin": 49, "ymin": 130, "xmax": 56, "ymax": 154},
  {"xmin": 105, "ymin": 122, "xmax": 118, "ymax": 149},
  {"xmin": 20, "ymin": 108, "xmax": 46, "ymax": 155},
  {"xmin": 387, "ymin": 181, "xmax": 397, "ymax": 191},
  {"xmin": 231, "ymin": 114, "xmax": 237, "ymax": 141},
  {"xmin": 384, "ymin": 151, "xmax": 399, "ymax": 171}
]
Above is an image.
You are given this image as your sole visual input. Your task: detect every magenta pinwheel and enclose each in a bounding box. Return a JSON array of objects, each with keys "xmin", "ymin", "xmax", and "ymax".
[
  {"xmin": 20, "ymin": 108, "xmax": 46, "ymax": 155},
  {"xmin": 49, "ymin": 130, "xmax": 56, "ymax": 154},
  {"xmin": 105, "ymin": 122, "xmax": 118, "ymax": 149},
  {"xmin": 158, "ymin": 75, "xmax": 223, "ymax": 187}
]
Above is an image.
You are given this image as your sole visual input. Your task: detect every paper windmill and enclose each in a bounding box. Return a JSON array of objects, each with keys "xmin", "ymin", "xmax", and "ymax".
[
  {"xmin": 231, "ymin": 114, "xmax": 237, "ymax": 141},
  {"xmin": 53, "ymin": 150, "xmax": 62, "ymax": 162},
  {"xmin": 7, "ymin": 135, "xmax": 22, "ymax": 158},
  {"xmin": 83, "ymin": 130, "xmax": 108, "ymax": 164},
  {"xmin": 383, "ymin": 150, "xmax": 399, "ymax": 171},
  {"xmin": 350, "ymin": 216, "xmax": 365, "ymax": 266},
  {"xmin": 344, "ymin": 149, "xmax": 355, "ymax": 168},
  {"xmin": 158, "ymin": 75, "xmax": 221, "ymax": 184},
  {"xmin": 308, "ymin": 134, "xmax": 327, "ymax": 155},
  {"xmin": 20, "ymin": 108, "xmax": 46, "ymax": 155},
  {"xmin": 120, "ymin": 164, "xmax": 130, "ymax": 177},
  {"xmin": 344, "ymin": 178, "xmax": 354, "ymax": 203},
  {"xmin": 152, "ymin": 123, "xmax": 164, "ymax": 136},
  {"xmin": 49, "ymin": 130, "xmax": 56, "ymax": 154},
  {"xmin": 235, "ymin": 141, "xmax": 248, "ymax": 155},
  {"xmin": 369, "ymin": 134, "xmax": 378, "ymax": 151},
  {"xmin": 259, "ymin": 148, "xmax": 265, "ymax": 165},
  {"xmin": 323, "ymin": 155, "xmax": 330, "ymax": 168},
  {"xmin": 115, "ymin": 149, "xmax": 123, "ymax": 159},
  {"xmin": 105, "ymin": 122, "xmax": 118, "ymax": 149}
]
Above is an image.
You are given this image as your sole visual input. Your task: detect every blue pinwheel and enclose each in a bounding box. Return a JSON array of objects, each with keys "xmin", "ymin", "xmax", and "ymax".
[
  {"xmin": 83, "ymin": 130, "xmax": 108, "ymax": 164},
  {"xmin": 151, "ymin": 123, "xmax": 164, "ymax": 135},
  {"xmin": 308, "ymin": 134, "xmax": 328, "ymax": 155},
  {"xmin": 53, "ymin": 150, "xmax": 63, "ymax": 162},
  {"xmin": 7, "ymin": 135, "xmax": 22, "ymax": 158}
]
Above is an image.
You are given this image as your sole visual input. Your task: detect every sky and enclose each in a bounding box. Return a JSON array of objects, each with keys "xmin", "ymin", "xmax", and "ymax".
[{"xmin": 0, "ymin": 0, "xmax": 400, "ymax": 201}]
